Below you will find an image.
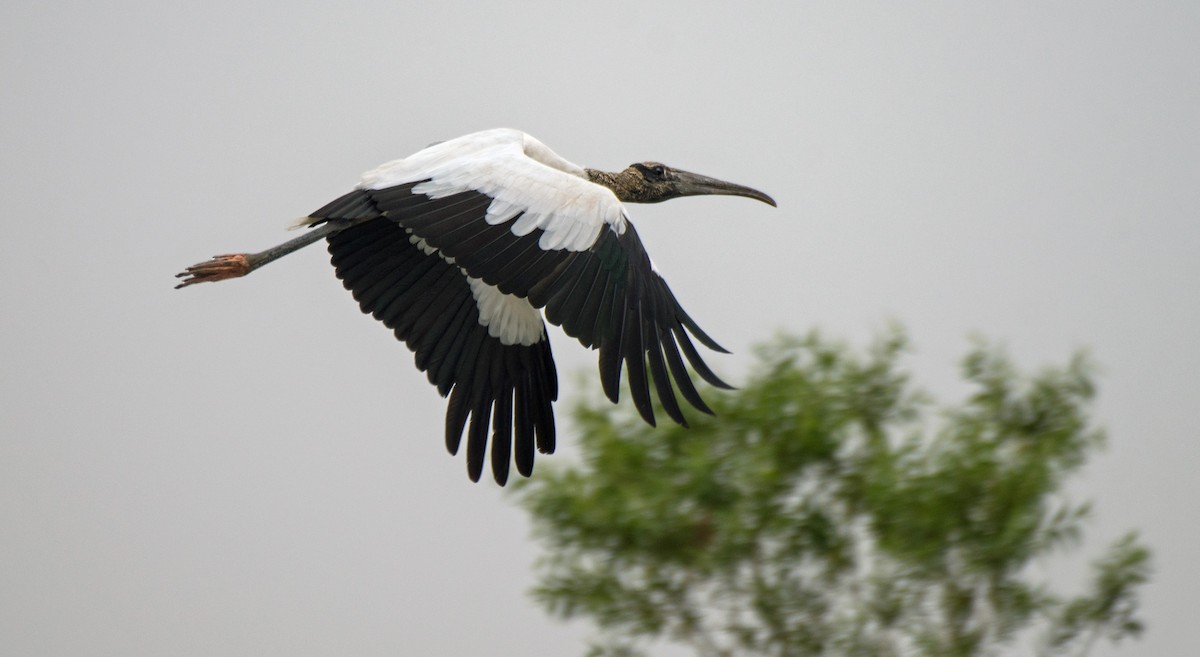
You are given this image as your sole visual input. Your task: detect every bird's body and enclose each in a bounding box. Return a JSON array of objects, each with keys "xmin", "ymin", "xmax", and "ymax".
[{"xmin": 177, "ymin": 129, "xmax": 775, "ymax": 484}]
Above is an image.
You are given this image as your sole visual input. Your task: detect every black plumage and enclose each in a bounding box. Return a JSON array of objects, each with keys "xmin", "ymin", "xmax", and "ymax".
[
  {"xmin": 325, "ymin": 211, "xmax": 557, "ymax": 483},
  {"xmin": 312, "ymin": 182, "xmax": 730, "ymax": 480},
  {"xmin": 355, "ymin": 184, "xmax": 732, "ymax": 427}
]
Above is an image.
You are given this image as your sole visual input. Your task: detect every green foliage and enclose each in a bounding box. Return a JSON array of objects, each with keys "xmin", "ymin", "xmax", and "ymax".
[{"xmin": 509, "ymin": 330, "xmax": 1150, "ymax": 657}]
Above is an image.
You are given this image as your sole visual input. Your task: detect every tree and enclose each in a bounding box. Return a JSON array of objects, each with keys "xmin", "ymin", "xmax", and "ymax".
[{"xmin": 509, "ymin": 330, "xmax": 1150, "ymax": 657}]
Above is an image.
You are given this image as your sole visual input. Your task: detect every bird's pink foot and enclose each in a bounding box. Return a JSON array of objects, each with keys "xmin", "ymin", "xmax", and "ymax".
[{"xmin": 174, "ymin": 254, "xmax": 252, "ymax": 289}]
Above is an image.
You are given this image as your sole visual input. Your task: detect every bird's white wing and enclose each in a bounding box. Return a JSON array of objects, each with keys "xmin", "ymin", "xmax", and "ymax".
[{"xmin": 358, "ymin": 128, "xmax": 627, "ymax": 252}]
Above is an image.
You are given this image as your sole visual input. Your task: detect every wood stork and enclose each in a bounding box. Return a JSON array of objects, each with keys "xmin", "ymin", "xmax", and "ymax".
[{"xmin": 176, "ymin": 128, "xmax": 775, "ymax": 484}]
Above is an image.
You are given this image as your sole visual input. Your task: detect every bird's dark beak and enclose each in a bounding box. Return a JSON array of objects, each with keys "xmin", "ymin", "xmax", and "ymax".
[{"xmin": 670, "ymin": 170, "xmax": 777, "ymax": 207}]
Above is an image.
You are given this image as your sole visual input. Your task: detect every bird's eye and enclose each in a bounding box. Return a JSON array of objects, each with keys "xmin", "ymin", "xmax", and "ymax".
[{"xmin": 632, "ymin": 163, "xmax": 668, "ymax": 181}]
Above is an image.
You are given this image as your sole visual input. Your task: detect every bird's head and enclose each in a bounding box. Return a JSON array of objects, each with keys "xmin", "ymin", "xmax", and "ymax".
[{"xmin": 608, "ymin": 161, "xmax": 777, "ymax": 206}]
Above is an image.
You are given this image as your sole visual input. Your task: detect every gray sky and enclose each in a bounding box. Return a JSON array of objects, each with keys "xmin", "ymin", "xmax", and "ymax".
[{"xmin": 2, "ymin": 1, "xmax": 1197, "ymax": 655}]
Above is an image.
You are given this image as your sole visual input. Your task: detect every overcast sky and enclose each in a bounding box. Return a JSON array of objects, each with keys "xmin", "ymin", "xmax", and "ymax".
[{"xmin": 2, "ymin": 2, "xmax": 1198, "ymax": 655}]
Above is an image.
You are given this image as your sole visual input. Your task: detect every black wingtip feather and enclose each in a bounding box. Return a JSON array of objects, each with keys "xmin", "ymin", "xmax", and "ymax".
[
  {"xmin": 646, "ymin": 330, "xmax": 687, "ymax": 427},
  {"xmin": 530, "ymin": 359, "xmax": 557, "ymax": 454},
  {"xmin": 445, "ymin": 386, "xmax": 470, "ymax": 455},
  {"xmin": 466, "ymin": 394, "xmax": 493, "ymax": 483},
  {"xmin": 624, "ymin": 302, "xmax": 656, "ymax": 427},
  {"xmin": 674, "ymin": 326, "xmax": 734, "ymax": 390},
  {"xmin": 668, "ymin": 289, "xmax": 730, "ymax": 354},
  {"xmin": 490, "ymin": 389, "xmax": 513, "ymax": 485},
  {"xmin": 661, "ymin": 333, "xmax": 715, "ymax": 415},
  {"xmin": 514, "ymin": 384, "xmax": 535, "ymax": 477},
  {"xmin": 598, "ymin": 340, "xmax": 622, "ymax": 404}
]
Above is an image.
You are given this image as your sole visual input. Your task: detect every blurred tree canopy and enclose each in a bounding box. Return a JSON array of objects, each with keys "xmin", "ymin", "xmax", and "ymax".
[{"xmin": 509, "ymin": 331, "xmax": 1150, "ymax": 657}]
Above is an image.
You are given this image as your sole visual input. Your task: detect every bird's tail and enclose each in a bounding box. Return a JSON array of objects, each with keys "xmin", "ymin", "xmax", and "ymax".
[{"xmin": 286, "ymin": 216, "xmax": 317, "ymax": 231}]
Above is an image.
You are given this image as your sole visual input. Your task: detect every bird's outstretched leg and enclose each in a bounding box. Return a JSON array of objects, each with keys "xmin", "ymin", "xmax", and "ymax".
[{"xmin": 174, "ymin": 221, "xmax": 349, "ymax": 289}]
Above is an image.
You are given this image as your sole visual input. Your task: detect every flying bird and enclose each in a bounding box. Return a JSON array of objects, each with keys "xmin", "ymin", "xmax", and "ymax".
[{"xmin": 176, "ymin": 128, "xmax": 775, "ymax": 484}]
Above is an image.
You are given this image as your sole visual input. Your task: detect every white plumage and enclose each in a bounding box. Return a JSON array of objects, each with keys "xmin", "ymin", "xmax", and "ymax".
[
  {"xmin": 466, "ymin": 276, "xmax": 545, "ymax": 346},
  {"xmin": 362, "ymin": 129, "xmax": 627, "ymax": 252}
]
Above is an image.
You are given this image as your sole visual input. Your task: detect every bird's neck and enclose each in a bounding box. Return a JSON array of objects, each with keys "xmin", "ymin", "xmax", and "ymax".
[{"xmin": 586, "ymin": 168, "xmax": 646, "ymax": 203}]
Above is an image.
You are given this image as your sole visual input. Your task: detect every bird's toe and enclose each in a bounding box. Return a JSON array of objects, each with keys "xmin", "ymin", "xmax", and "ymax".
[{"xmin": 174, "ymin": 254, "xmax": 252, "ymax": 288}]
